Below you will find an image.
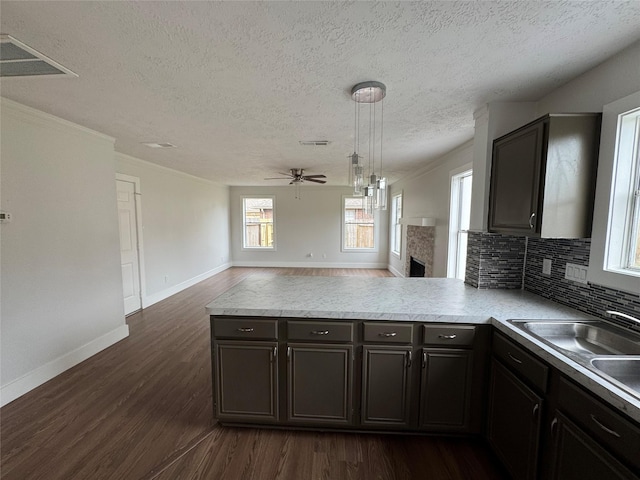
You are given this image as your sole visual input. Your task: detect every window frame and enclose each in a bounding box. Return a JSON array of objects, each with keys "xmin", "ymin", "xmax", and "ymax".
[
  {"xmin": 587, "ymin": 91, "xmax": 640, "ymax": 293},
  {"xmin": 341, "ymin": 195, "xmax": 377, "ymax": 252},
  {"xmin": 447, "ymin": 166, "xmax": 473, "ymax": 280},
  {"xmin": 241, "ymin": 195, "xmax": 276, "ymax": 250},
  {"xmin": 390, "ymin": 192, "xmax": 403, "ymax": 258}
]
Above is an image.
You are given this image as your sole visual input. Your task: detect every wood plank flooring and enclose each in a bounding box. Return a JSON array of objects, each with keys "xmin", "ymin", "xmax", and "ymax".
[{"xmin": 1, "ymin": 267, "xmax": 507, "ymax": 480}]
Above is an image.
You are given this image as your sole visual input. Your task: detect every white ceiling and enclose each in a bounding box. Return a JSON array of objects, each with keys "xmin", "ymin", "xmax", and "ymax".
[{"xmin": 2, "ymin": 1, "xmax": 640, "ymax": 186}]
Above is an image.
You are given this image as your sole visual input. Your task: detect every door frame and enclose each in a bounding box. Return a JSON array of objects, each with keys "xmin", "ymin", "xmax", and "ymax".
[{"xmin": 116, "ymin": 173, "xmax": 146, "ymax": 312}]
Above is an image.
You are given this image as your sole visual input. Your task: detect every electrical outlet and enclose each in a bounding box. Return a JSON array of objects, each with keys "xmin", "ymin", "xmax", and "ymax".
[
  {"xmin": 0, "ymin": 211, "xmax": 12, "ymax": 223},
  {"xmin": 542, "ymin": 259, "xmax": 552, "ymax": 276},
  {"xmin": 564, "ymin": 263, "xmax": 588, "ymax": 284}
]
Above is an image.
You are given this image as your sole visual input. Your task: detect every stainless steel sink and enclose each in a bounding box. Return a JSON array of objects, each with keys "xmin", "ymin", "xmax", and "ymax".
[
  {"xmin": 517, "ymin": 321, "xmax": 640, "ymax": 355},
  {"xmin": 508, "ymin": 319, "xmax": 640, "ymax": 400},
  {"xmin": 591, "ymin": 357, "xmax": 640, "ymax": 397}
]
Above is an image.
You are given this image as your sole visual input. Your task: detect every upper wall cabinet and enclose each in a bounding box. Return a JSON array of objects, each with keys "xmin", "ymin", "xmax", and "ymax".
[{"xmin": 488, "ymin": 114, "xmax": 601, "ymax": 238}]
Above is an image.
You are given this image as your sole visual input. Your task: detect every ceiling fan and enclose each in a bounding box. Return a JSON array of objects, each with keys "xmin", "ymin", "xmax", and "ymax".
[{"xmin": 264, "ymin": 168, "xmax": 327, "ymax": 185}]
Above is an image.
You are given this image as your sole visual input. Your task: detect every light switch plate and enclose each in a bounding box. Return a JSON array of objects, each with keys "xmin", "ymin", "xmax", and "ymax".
[
  {"xmin": 542, "ymin": 259, "xmax": 552, "ymax": 276},
  {"xmin": 565, "ymin": 263, "xmax": 588, "ymax": 284}
]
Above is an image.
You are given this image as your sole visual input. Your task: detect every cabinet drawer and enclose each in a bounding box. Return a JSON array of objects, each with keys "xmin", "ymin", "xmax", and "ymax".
[
  {"xmin": 493, "ymin": 333, "xmax": 548, "ymax": 392},
  {"xmin": 287, "ymin": 321, "xmax": 353, "ymax": 342},
  {"xmin": 558, "ymin": 377, "xmax": 640, "ymax": 471},
  {"xmin": 363, "ymin": 322, "xmax": 413, "ymax": 344},
  {"xmin": 213, "ymin": 318, "xmax": 278, "ymax": 340},
  {"xmin": 423, "ymin": 325, "xmax": 475, "ymax": 347}
]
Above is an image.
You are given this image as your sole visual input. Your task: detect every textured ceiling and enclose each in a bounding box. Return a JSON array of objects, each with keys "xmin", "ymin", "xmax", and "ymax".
[{"xmin": 1, "ymin": 1, "xmax": 640, "ymax": 186}]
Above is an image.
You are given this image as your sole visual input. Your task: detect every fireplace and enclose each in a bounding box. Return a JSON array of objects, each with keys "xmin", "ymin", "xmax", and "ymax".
[
  {"xmin": 404, "ymin": 225, "xmax": 435, "ymax": 277},
  {"xmin": 409, "ymin": 257, "xmax": 426, "ymax": 277}
]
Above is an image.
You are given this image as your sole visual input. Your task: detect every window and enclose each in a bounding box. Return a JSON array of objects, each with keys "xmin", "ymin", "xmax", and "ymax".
[
  {"xmin": 448, "ymin": 168, "xmax": 473, "ymax": 280},
  {"xmin": 242, "ymin": 197, "xmax": 275, "ymax": 249},
  {"xmin": 588, "ymin": 92, "xmax": 640, "ymax": 293},
  {"xmin": 343, "ymin": 196, "xmax": 375, "ymax": 250},
  {"xmin": 390, "ymin": 193, "xmax": 403, "ymax": 257}
]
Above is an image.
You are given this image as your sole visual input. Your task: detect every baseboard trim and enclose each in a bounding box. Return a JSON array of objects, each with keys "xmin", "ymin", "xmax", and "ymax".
[
  {"xmin": 231, "ymin": 261, "xmax": 388, "ymax": 269},
  {"xmin": 388, "ymin": 264, "xmax": 405, "ymax": 277},
  {"xmin": 0, "ymin": 324, "xmax": 130, "ymax": 407},
  {"xmin": 142, "ymin": 263, "xmax": 232, "ymax": 308}
]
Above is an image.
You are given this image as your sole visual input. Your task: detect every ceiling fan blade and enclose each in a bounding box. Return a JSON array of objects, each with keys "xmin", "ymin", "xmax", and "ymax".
[
  {"xmin": 278, "ymin": 172, "xmax": 294, "ymax": 177},
  {"xmin": 302, "ymin": 174, "xmax": 327, "ymax": 179},
  {"xmin": 304, "ymin": 178, "xmax": 327, "ymax": 184},
  {"xmin": 264, "ymin": 177, "xmax": 292, "ymax": 180}
]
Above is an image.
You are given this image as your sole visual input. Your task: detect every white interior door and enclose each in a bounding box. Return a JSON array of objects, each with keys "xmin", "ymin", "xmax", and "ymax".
[{"xmin": 117, "ymin": 179, "xmax": 142, "ymax": 315}]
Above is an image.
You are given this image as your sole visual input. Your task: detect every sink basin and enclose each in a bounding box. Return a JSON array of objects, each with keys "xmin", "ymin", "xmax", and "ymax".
[
  {"xmin": 512, "ymin": 320, "xmax": 640, "ymax": 356},
  {"xmin": 591, "ymin": 357, "xmax": 640, "ymax": 396}
]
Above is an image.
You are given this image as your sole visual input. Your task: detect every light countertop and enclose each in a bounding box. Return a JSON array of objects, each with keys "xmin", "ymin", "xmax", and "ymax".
[{"xmin": 205, "ymin": 275, "xmax": 640, "ymax": 423}]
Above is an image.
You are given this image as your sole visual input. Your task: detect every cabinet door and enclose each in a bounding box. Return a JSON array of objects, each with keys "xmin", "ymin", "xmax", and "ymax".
[
  {"xmin": 487, "ymin": 359, "xmax": 543, "ymax": 480},
  {"xmin": 489, "ymin": 120, "xmax": 545, "ymax": 234},
  {"xmin": 287, "ymin": 344, "xmax": 353, "ymax": 425},
  {"xmin": 419, "ymin": 349, "xmax": 472, "ymax": 431},
  {"xmin": 551, "ymin": 412, "xmax": 637, "ymax": 480},
  {"xmin": 361, "ymin": 346, "xmax": 412, "ymax": 427},
  {"xmin": 215, "ymin": 341, "xmax": 278, "ymax": 422}
]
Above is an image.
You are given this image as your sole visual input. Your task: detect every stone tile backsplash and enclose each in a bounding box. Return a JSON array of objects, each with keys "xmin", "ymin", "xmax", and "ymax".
[
  {"xmin": 465, "ymin": 233, "xmax": 639, "ymax": 326},
  {"xmin": 524, "ymin": 237, "xmax": 640, "ymax": 327},
  {"xmin": 465, "ymin": 232, "xmax": 525, "ymax": 289}
]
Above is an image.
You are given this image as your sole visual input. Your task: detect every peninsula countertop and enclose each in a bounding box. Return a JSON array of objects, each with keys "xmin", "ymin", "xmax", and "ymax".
[
  {"xmin": 204, "ymin": 276, "xmax": 589, "ymax": 322},
  {"xmin": 205, "ymin": 275, "xmax": 640, "ymax": 422}
]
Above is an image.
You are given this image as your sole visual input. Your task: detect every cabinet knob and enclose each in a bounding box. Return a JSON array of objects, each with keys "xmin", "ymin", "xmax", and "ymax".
[{"xmin": 529, "ymin": 213, "xmax": 536, "ymax": 229}]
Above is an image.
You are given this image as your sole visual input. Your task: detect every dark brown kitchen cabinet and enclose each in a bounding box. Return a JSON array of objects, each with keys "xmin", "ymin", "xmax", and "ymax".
[
  {"xmin": 287, "ymin": 344, "xmax": 353, "ymax": 425},
  {"xmin": 419, "ymin": 349, "xmax": 473, "ymax": 431},
  {"xmin": 361, "ymin": 345, "xmax": 412, "ymax": 427},
  {"xmin": 487, "ymin": 358, "xmax": 543, "ymax": 480},
  {"xmin": 550, "ymin": 412, "xmax": 637, "ymax": 480},
  {"xmin": 214, "ymin": 341, "xmax": 278, "ymax": 422},
  {"xmin": 488, "ymin": 113, "xmax": 601, "ymax": 237}
]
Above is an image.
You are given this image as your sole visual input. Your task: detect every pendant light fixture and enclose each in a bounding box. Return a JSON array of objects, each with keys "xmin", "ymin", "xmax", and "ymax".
[{"xmin": 350, "ymin": 81, "xmax": 387, "ymax": 211}]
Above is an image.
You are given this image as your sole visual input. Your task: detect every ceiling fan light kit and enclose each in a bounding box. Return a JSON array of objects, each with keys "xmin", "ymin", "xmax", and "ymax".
[{"xmin": 350, "ymin": 81, "xmax": 387, "ymax": 211}]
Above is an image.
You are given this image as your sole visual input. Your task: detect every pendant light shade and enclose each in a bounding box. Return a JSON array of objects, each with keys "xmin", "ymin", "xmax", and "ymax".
[{"xmin": 349, "ymin": 81, "xmax": 387, "ymax": 210}]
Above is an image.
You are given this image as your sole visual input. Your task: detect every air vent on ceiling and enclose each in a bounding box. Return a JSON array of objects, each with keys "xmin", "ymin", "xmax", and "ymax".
[
  {"xmin": 0, "ymin": 34, "xmax": 78, "ymax": 78},
  {"xmin": 142, "ymin": 142, "xmax": 177, "ymax": 149},
  {"xmin": 299, "ymin": 140, "xmax": 331, "ymax": 146}
]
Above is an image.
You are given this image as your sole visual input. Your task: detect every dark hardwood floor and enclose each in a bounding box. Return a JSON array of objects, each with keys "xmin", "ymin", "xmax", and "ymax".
[{"xmin": 1, "ymin": 267, "xmax": 506, "ymax": 480}]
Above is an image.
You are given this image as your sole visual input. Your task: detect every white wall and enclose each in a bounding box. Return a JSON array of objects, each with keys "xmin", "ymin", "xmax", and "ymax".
[
  {"xmin": 1, "ymin": 99, "xmax": 128, "ymax": 406},
  {"xmin": 116, "ymin": 153, "xmax": 230, "ymax": 305},
  {"xmin": 388, "ymin": 141, "xmax": 473, "ymax": 277},
  {"xmin": 230, "ymin": 186, "xmax": 388, "ymax": 268}
]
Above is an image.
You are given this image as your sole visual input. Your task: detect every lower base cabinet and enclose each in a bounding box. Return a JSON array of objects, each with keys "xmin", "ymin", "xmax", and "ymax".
[
  {"xmin": 419, "ymin": 349, "xmax": 473, "ymax": 431},
  {"xmin": 287, "ymin": 344, "xmax": 353, "ymax": 425},
  {"xmin": 551, "ymin": 412, "xmax": 637, "ymax": 480},
  {"xmin": 215, "ymin": 341, "xmax": 278, "ymax": 422},
  {"xmin": 487, "ymin": 358, "xmax": 542, "ymax": 480},
  {"xmin": 361, "ymin": 346, "xmax": 412, "ymax": 427}
]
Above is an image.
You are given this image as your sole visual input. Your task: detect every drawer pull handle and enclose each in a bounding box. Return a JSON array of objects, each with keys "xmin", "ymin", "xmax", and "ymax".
[
  {"xmin": 590, "ymin": 414, "xmax": 621, "ymax": 438},
  {"xmin": 529, "ymin": 212, "xmax": 536, "ymax": 229},
  {"xmin": 379, "ymin": 332, "xmax": 397, "ymax": 337},
  {"xmin": 271, "ymin": 346, "xmax": 277, "ymax": 362},
  {"xmin": 550, "ymin": 417, "xmax": 558, "ymax": 436},
  {"xmin": 507, "ymin": 352, "xmax": 523, "ymax": 364},
  {"xmin": 406, "ymin": 351, "xmax": 412, "ymax": 368},
  {"xmin": 438, "ymin": 334, "xmax": 457, "ymax": 340},
  {"xmin": 422, "ymin": 351, "xmax": 427, "ymax": 369},
  {"xmin": 311, "ymin": 330, "xmax": 330, "ymax": 335},
  {"xmin": 532, "ymin": 403, "xmax": 540, "ymax": 419},
  {"xmin": 237, "ymin": 327, "xmax": 254, "ymax": 333}
]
